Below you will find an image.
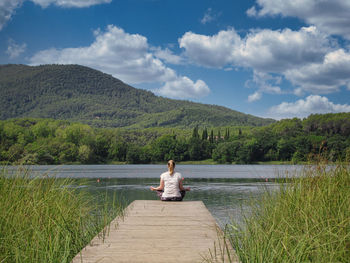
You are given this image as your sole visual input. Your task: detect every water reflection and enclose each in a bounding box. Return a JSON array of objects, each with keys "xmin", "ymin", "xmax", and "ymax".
[{"xmin": 68, "ymin": 177, "xmax": 280, "ymax": 228}]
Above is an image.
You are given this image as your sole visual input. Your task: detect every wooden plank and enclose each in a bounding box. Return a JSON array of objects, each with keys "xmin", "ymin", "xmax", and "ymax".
[{"xmin": 72, "ymin": 200, "xmax": 238, "ymax": 263}]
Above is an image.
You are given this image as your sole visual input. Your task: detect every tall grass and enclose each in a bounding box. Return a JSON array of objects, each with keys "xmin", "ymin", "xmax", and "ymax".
[
  {"xmin": 229, "ymin": 164, "xmax": 350, "ymax": 263},
  {"xmin": 0, "ymin": 167, "xmax": 124, "ymax": 262}
]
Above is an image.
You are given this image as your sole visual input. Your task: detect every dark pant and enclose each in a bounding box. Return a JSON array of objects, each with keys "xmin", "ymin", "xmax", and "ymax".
[{"xmin": 156, "ymin": 190, "xmax": 186, "ymax": 201}]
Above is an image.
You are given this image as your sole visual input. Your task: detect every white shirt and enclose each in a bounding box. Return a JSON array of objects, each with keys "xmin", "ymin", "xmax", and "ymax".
[{"xmin": 160, "ymin": 171, "xmax": 182, "ymax": 198}]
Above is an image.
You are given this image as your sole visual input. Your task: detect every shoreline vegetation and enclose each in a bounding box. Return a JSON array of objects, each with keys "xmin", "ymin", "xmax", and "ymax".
[
  {"xmin": 228, "ymin": 163, "xmax": 350, "ymax": 263},
  {"xmin": 1, "ymin": 113, "xmax": 350, "ymax": 166},
  {"xmin": 0, "ymin": 166, "xmax": 124, "ymax": 263}
]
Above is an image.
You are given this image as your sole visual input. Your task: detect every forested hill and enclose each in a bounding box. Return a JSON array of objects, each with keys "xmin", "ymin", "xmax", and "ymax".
[{"xmin": 0, "ymin": 64, "xmax": 274, "ymax": 128}]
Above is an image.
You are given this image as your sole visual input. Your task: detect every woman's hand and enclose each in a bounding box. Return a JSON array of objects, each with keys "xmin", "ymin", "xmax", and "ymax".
[
  {"xmin": 185, "ymin": 187, "xmax": 191, "ymax": 191},
  {"xmin": 150, "ymin": 186, "xmax": 156, "ymax": 191}
]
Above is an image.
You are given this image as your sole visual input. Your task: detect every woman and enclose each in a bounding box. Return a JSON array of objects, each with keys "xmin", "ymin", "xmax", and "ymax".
[{"xmin": 150, "ymin": 160, "xmax": 190, "ymax": 201}]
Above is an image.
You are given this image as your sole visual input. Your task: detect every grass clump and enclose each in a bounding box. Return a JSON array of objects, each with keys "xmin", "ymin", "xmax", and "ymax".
[
  {"xmin": 229, "ymin": 164, "xmax": 350, "ymax": 263},
  {"xmin": 0, "ymin": 167, "xmax": 123, "ymax": 263}
]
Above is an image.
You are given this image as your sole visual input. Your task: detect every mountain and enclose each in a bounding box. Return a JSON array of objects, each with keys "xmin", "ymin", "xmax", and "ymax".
[{"xmin": 0, "ymin": 64, "xmax": 275, "ymax": 128}]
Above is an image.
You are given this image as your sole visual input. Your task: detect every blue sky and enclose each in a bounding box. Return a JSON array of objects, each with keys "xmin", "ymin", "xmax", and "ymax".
[{"xmin": 1, "ymin": 0, "xmax": 350, "ymax": 119}]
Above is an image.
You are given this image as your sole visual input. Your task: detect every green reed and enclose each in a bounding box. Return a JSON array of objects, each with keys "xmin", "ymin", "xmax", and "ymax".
[
  {"xmin": 228, "ymin": 164, "xmax": 350, "ymax": 263},
  {"xmin": 0, "ymin": 167, "xmax": 124, "ymax": 263}
]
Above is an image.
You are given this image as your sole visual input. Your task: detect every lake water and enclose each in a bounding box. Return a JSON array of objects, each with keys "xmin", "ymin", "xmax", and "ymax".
[{"xmin": 6, "ymin": 164, "xmax": 303, "ymax": 227}]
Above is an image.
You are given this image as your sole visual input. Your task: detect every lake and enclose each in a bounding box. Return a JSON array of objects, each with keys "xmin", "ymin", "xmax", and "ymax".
[{"xmin": 6, "ymin": 164, "xmax": 303, "ymax": 228}]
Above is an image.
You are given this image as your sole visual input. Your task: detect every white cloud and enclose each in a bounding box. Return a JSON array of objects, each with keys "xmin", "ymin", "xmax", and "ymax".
[
  {"xmin": 6, "ymin": 38, "xmax": 27, "ymax": 58},
  {"xmin": 247, "ymin": 91, "xmax": 262, "ymax": 102},
  {"xmin": 0, "ymin": 0, "xmax": 23, "ymax": 31},
  {"xmin": 30, "ymin": 25, "xmax": 175, "ymax": 83},
  {"xmin": 285, "ymin": 49, "xmax": 350, "ymax": 94},
  {"xmin": 248, "ymin": 0, "xmax": 350, "ymax": 40},
  {"xmin": 152, "ymin": 47, "xmax": 183, "ymax": 65},
  {"xmin": 31, "ymin": 0, "xmax": 111, "ymax": 8},
  {"xmin": 155, "ymin": 77, "xmax": 210, "ymax": 99},
  {"xmin": 179, "ymin": 26, "xmax": 350, "ymax": 96},
  {"xmin": 180, "ymin": 26, "xmax": 332, "ymax": 72},
  {"xmin": 30, "ymin": 25, "xmax": 209, "ymax": 99},
  {"xmin": 268, "ymin": 95, "xmax": 350, "ymax": 119},
  {"xmin": 179, "ymin": 29, "xmax": 241, "ymax": 68},
  {"xmin": 236, "ymin": 26, "xmax": 333, "ymax": 73},
  {"xmin": 0, "ymin": 0, "xmax": 110, "ymax": 31}
]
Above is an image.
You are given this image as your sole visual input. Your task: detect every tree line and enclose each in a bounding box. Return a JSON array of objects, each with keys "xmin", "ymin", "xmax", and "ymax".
[{"xmin": 1, "ymin": 113, "xmax": 350, "ymax": 165}]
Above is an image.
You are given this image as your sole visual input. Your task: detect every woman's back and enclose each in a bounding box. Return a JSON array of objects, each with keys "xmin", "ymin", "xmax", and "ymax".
[{"xmin": 161, "ymin": 171, "xmax": 181, "ymax": 198}]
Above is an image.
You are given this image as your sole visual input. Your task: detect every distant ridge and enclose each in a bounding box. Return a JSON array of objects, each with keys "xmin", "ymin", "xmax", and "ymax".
[{"xmin": 0, "ymin": 64, "xmax": 275, "ymax": 128}]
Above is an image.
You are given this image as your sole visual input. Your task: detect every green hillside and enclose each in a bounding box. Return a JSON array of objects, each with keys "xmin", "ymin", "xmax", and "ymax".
[{"xmin": 0, "ymin": 64, "xmax": 275, "ymax": 128}]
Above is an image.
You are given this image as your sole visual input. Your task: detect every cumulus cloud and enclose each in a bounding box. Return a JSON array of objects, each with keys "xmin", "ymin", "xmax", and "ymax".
[
  {"xmin": 0, "ymin": 0, "xmax": 110, "ymax": 31},
  {"xmin": 179, "ymin": 29, "xmax": 241, "ymax": 68},
  {"xmin": 155, "ymin": 77, "xmax": 210, "ymax": 99},
  {"xmin": 179, "ymin": 26, "xmax": 332, "ymax": 71},
  {"xmin": 30, "ymin": 25, "xmax": 209, "ymax": 99},
  {"xmin": 179, "ymin": 26, "xmax": 350, "ymax": 98},
  {"xmin": 30, "ymin": 25, "xmax": 174, "ymax": 83},
  {"xmin": 0, "ymin": 0, "xmax": 23, "ymax": 31},
  {"xmin": 152, "ymin": 47, "xmax": 183, "ymax": 65},
  {"xmin": 248, "ymin": 0, "xmax": 350, "ymax": 40},
  {"xmin": 285, "ymin": 49, "xmax": 350, "ymax": 94},
  {"xmin": 6, "ymin": 38, "xmax": 27, "ymax": 58},
  {"xmin": 268, "ymin": 95, "xmax": 350, "ymax": 119}
]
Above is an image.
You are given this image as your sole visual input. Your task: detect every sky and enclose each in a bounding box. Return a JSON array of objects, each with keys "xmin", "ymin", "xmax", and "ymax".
[{"xmin": 1, "ymin": 0, "xmax": 350, "ymax": 120}]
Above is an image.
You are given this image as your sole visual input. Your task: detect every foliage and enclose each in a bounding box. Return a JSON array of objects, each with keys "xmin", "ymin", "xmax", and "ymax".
[
  {"xmin": 1, "ymin": 112, "xmax": 350, "ymax": 165},
  {"xmin": 0, "ymin": 64, "xmax": 274, "ymax": 128}
]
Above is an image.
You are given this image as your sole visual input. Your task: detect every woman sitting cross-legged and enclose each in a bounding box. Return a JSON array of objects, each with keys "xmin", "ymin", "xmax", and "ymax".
[{"xmin": 150, "ymin": 160, "xmax": 190, "ymax": 201}]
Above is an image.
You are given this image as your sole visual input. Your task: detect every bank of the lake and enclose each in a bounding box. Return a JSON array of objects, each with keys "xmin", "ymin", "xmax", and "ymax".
[
  {"xmin": 229, "ymin": 164, "xmax": 350, "ymax": 263},
  {"xmin": 0, "ymin": 167, "xmax": 124, "ymax": 263}
]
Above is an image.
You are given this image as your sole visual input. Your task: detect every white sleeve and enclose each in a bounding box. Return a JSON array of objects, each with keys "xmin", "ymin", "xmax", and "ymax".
[{"xmin": 177, "ymin": 173, "xmax": 182, "ymax": 182}]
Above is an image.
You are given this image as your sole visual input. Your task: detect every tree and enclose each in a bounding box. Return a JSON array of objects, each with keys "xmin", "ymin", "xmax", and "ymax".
[
  {"xmin": 209, "ymin": 130, "xmax": 214, "ymax": 144},
  {"xmin": 202, "ymin": 127, "xmax": 208, "ymax": 141},
  {"xmin": 58, "ymin": 142, "xmax": 78, "ymax": 163},
  {"xmin": 94, "ymin": 133, "xmax": 110, "ymax": 162},
  {"xmin": 192, "ymin": 126, "xmax": 199, "ymax": 139},
  {"xmin": 212, "ymin": 142, "xmax": 237, "ymax": 163},
  {"xmin": 188, "ymin": 137, "xmax": 210, "ymax": 161},
  {"xmin": 78, "ymin": 145, "xmax": 94, "ymax": 164},
  {"xmin": 224, "ymin": 128, "xmax": 230, "ymax": 141},
  {"xmin": 126, "ymin": 144, "xmax": 142, "ymax": 164},
  {"xmin": 150, "ymin": 134, "xmax": 178, "ymax": 162},
  {"xmin": 217, "ymin": 130, "xmax": 221, "ymax": 142},
  {"xmin": 108, "ymin": 137, "xmax": 127, "ymax": 161},
  {"xmin": 277, "ymin": 138, "xmax": 295, "ymax": 161}
]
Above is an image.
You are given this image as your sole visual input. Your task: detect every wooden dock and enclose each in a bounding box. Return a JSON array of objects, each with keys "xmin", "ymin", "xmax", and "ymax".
[{"xmin": 72, "ymin": 200, "xmax": 238, "ymax": 263}]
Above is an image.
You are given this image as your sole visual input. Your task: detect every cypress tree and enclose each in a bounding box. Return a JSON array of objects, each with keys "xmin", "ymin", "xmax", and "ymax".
[
  {"xmin": 192, "ymin": 126, "xmax": 199, "ymax": 139},
  {"xmin": 202, "ymin": 127, "xmax": 208, "ymax": 140},
  {"xmin": 210, "ymin": 129, "xmax": 214, "ymax": 143},
  {"xmin": 224, "ymin": 128, "xmax": 230, "ymax": 141}
]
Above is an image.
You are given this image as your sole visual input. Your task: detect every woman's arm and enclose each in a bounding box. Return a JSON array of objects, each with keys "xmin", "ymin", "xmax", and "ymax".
[
  {"xmin": 179, "ymin": 178, "xmax": 190, "ymax": 191},
  {"xmin": 150, "ymin": 179, "xmax": 164, "ymax": 191}
]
